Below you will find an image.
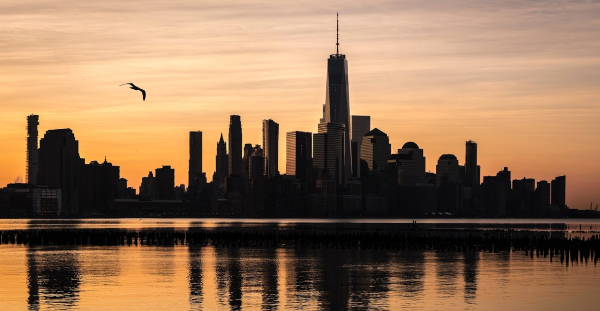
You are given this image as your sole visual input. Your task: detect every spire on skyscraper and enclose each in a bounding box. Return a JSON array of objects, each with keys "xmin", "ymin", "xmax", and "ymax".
[{"xmin": 336, "ymin": 12, "xmax": 339, "ymax": 55}]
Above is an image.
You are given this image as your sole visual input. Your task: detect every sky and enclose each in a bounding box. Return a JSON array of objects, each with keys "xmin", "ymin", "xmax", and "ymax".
[{"xmin": 0, "ymin": 0, "xmax": 599, "ymax": 209}]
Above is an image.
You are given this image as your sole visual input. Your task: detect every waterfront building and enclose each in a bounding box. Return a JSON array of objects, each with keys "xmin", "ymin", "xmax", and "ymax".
[
  {"xmin": 27, "ymin": 115, "xmax": 39, "ymax": 185},
  {"xmin": 262, "ymin": 119, "xmax": 279, "ymax": 178},
  {"xmin": 360, "ymin": 128, "xmax": 391, "ymax": 172},
  {"xmin": 228, "ymin": 115, "xmax": 242, "ymax": 176},
  {"xmin": 286, "ymin": 131, "xmax": 312, "ymax": 179},
  {"xmin": 37, "ymin": 129, "xmax": 81, "ymax": 214}
]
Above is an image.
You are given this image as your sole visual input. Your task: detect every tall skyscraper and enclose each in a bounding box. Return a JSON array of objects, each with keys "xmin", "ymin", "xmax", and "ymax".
[
  {"xmin": 213, "ymin": 134, "xmax": 228, "ymax": 190},
  {"xmin": 313, "ymin": 122, "xmax": 345, "ymax": 185},
  {"xmin": 188, "ymin": 131, "xmax": 203, "ymax": 190},
  {"xmin": 321, "ymin": 14, "xmax": 352, "ymax": 179},
  {"xmin": 360, "ymin": 128, "xmax": 391, "ymax": 172},
  {"xmin": 551, "ymin": 175, "xmax": 566, "ymax": 207},
  {"xmin": 262, "ymin": 119, "xmax": 279, "ymax": 178},
  {"xmin": 155, "ymin": 165, "xmax": 175, "ymax": 200},
  {"xmin": 286, "ymin": 131, "xmax": 312, "ymax": 179},
  {"xmin": 464, "ymin": 140, "xmax": 480, "ymax": 189},
  {"xmin": 351, "ymin": 115, "xmax": 370, "ymax": 178},
  {"xmin": 37, "ymin": 129, "xmax": 81, "ymax": 214},
  {"xmin": 228, "ymin": 115, "xmax": 242, "ymax": 176},
  {"xmin": 27, "ymin": 115, "xmax": 39, "ymax": 185}
]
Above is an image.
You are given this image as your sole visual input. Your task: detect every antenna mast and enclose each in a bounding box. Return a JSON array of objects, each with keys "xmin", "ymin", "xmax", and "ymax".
[{"xmin": 336, "ymin": 12, "xmax": 339, "ymax": 55}]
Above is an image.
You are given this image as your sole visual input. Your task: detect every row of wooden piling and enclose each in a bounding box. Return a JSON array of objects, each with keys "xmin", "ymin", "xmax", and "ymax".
[{"xmin": 1, "ymin": 228, "xmax": 598, "ymax": 265}]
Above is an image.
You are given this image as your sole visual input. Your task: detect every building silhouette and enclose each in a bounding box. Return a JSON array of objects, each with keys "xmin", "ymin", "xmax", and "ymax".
[
  {"xmin": 262, "ymin": 119, "xmax": 279, "ymax": 178},
  {"xmin": 155, "ymin": 165, "xmax": 175, "ymax": 200},
  {"xmin": 27, "ymin": 114, "xmax": 39, "ymax": 185},
  {"xmin": 249, "ymin": 145, "xmax": 265, "ymax": 180},
  {"xmin": 351, "ymin": 115, "xmax": 370, "ymax": 178},
  {"xmin": 228, "ymin": 115, "xmax": 242, "ymax": 176},
  {"xmin": 286, "ymin": 131, "xmax": 312, "ymax": 179},
  {"xmin": 314, "ymin": 122, "xmax": 345, "ymax": 185},
  {"xmin": 360, "ymin": 128, "xmax": 391, "ymax": 172},
  {"xmin": 139, "ymin": 171, "xmax": 155, "ymax": 200},
  {"xmin": 464, "ymin": 140, "xmax": 480, "ymax": 189},
  {"xmin": 213, "ymin": 134, "xmax": 228, "ymax": 193},
  {"xmin": 37, "ymin": 129, "xmax": 81, "ymax": 214},
  {"xmin": 79, "ymin": 158, "xmax": 120, "ymax": 213},
  {"xmin": 188, "ymin": 131, "xmax": 203, "ymax": 193},
  {"xmin": 321, "ymin": 15, "xmax": 352, "ymax": 179},
  {"xmin": 551, "ymin": 175, "xmax": 566, "ymax": 207},
  {"xmin": 436, "ymin": 154, "xmax": 463, "ymax": 213},
  {"xmin": 395, "ymin": 142, "xmax": 426, "ymax": 186},
  {"xmin": 242, "ymin": 143, "xmax": 254, "ymax": 179}
]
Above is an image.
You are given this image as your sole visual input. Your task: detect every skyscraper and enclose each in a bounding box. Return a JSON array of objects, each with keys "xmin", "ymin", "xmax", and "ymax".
[
  {"xmin": 188, "ymin": 131, "xmax": 203, "ymax": 191},
  {"xmin": 313, "ymin": 122, "xmax": 345, "ymax": 185},
  {"xmin": 464, "ymin": 140, "xmax": 480, "ymax": 189},
  {"xmin": 436, "ymin": 154, "xmax": 461, "ymax": 186},
  {"xmin": 551, "ymin": 175, "xmax": 566, "ymax": 207},
  {"xmin": 286, "ymin": 131, "xmax": 312, "ymax": 179},
  {"xmin": 351, "ymin": 115, "xmax": 370, "ymax": 178},
  {"xmin": 249, "ymin": 145, "xmax": 265, "ymax": 179},
  {"xmin": 321, "ymin": 14, "xmax": 352, "ymax": 179},
  {"xmin": 155, "ymin": 165, "xmax": 175, "ymax": 200},
  {"xmin": 360, "ymin": 128, "xmax": 391, "ymax": 172},
  {"xmin": 213, "ymin": 134, "xmax": 228, "ymax": 191},
  {"xmin": 395, "ymin": 142, "xmax": 426, "ymax": 185},
  {"xmin": 262, "ymin": 119, "xmax": 279, "ymax": 178},
  {"xmin": 37, "ymin": 129, "xmax": 81, "ymax": 214},
  {"xmin": 242, "ymin": 143, "xmax": 254, "ymax": 179},
  {"xmin": 228, "ymin": 115, "xmax": 242, "ymax": 176},
  {"xmin": 27, "ymin": 115, "xmax": 39, "ymax": 185}
]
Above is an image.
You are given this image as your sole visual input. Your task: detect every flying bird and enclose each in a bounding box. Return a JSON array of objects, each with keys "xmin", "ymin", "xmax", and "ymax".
[{"xmin": 120, "ymin": 83, "xmax": 146, "ymax": 101}]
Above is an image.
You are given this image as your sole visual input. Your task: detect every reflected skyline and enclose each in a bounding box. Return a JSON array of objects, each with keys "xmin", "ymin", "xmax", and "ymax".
[{"xmin": 6, "ymin": 243, "xmax": 597, "ymax": 310}]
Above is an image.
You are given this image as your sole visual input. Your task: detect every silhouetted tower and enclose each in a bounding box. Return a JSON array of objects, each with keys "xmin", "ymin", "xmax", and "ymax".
[
  {"xmin": 213, "ymin": 134, "xmax": 229, "ymax": 191},
  {"xmin": 188, "ymin": 131, "xmax": 203, "ymax": 190},
  {"xmin": 464, "ymin": 140, "xmax": 480, "ymax": 189},
  {"xmin": 321, "ymin": 13, "xmax": 352, "ymax": 179},
  {"xmin": 551, "ymin": 175, "xmax": 566, "ymax": 207},
  {"xmin": 242, "ymin": 143, "xmax": 254, "ymax": 179},
  {"xmin": 228, "ymin": 115, "xmax": 242, "ymax": 176},
  {"xmin": 313, "ymin": 122, "xmax": 345, "ymax": 185},
  {"xmin": 286, "ymin": 131, "xmax": 312, "ymax": 179},
  {"xmin": 360, "ymin": 128, "xmax": 391, "ymax": 172},
  {"xmin": 249, "ymin": 145, "xmax": 265, "ymax": 179},
  {"xmin": 27, "ymin": 114, "xmax": 39, "ymax": 185},
  {"xmin": 351, "ymin": 115, "xmax": 370, "ymax": 178},
  {"xmin": 396, "ymin": 142, "xmax": 426, "ymax": 185},
  {"xmin": 155, "ymin": 165, "xmax": 175, "ymax": 200},
  {"xmin": 38, "ymin": 129, "xmax": 81, "ymax": 214},
  {"xmin": 262, "ymin": 119, "xmax": 279, "ymax": 178}
]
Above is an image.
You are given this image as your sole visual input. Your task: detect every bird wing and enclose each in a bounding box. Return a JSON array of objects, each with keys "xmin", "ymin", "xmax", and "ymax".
[
  {"xmin": 140, "ymin": 89, "xmax": 146, "ymax": 101},
  {"xmin": 119, "ymin": 83, "xmax": 133, "ymax": 86}
]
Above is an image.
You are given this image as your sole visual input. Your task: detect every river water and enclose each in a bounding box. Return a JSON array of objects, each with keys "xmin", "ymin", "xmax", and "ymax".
[{"xmin": 0, "ymin": 219, "xmax": 599, "ymax": 310}]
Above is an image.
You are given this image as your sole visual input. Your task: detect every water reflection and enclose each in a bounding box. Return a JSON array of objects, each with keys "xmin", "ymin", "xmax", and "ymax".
[
  {"xmin": 261, "ymin": 248, "xmax": 278, "ymax": 311},
  {"xmin": 27, "ymin": 247, "xmax": 81, "ymax": 310},
  {"xmin": 463, "ymin": 251, "xmax": 478, "ymax": 304},
  {"xmin": 188, "ymin": 244, "xmax": 203, "ymax": 309},
  {"xmin": 435, "ymin": 252, "xmax": 460, "ymax": 298}
]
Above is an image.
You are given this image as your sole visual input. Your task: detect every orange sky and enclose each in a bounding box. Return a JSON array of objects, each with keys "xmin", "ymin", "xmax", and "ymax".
[{"xmin": 1, "ymin": 0, "xmax": 599, "ymax": 209}]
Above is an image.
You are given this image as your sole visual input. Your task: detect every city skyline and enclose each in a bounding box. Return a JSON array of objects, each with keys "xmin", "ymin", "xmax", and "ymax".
[{"xmin": 1, "ymin": 1, "xmax": 599, "ymax": 209}]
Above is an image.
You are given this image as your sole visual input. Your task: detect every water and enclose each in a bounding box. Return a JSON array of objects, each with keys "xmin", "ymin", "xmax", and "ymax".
[{"xmin": 1, "ymin": 219, "xmax": 599, "ymax": 310}]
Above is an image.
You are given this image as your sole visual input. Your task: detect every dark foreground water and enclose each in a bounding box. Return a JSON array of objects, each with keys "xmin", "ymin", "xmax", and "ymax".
[{"xmin": 1, "ymin": 219, "xmax": 599, "ymax": 310}]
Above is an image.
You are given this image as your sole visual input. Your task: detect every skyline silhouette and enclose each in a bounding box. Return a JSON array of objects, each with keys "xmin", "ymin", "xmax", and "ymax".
[{"xmin": 1, "ymin": 2, "xmax": 599, "ymax": 209}]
